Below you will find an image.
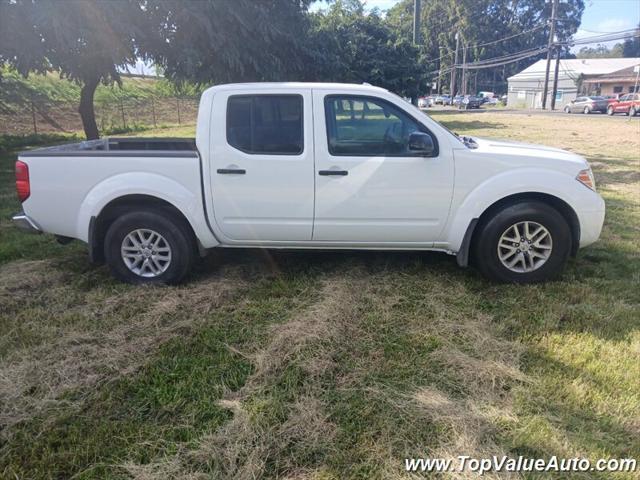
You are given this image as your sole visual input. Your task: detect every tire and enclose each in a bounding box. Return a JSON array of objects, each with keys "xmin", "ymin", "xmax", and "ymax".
[
  {"xmin": 564, "ymin": 106, "xmax": 571, "ymax": 114},
  {"xmin": 104, "ymin": 209, "xmax": 195, "ymax": 285},
  {"xmin": 583, "ymin": 106, "xmax": 590, "ymax": 114},
  {"xmin": 607, "ymin": 106, "xmax": 614, "ymax": 116},
  {"xmin": 630, "ymin": 107, "xmax": 637, "ymax": 117},
  {"xmin": 472, "ymin": 201, "xmax": 572, "ymax": 283}
]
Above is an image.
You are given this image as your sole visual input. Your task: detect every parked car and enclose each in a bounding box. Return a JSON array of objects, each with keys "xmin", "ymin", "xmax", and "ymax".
[
  {"xmin": 563, "ymin": 96, "xmax": 608, "ymax": 114},
  {"xmin": 418, "ymin": 96, "xmax": 429, "ymax": 109},
  {"xmin": 460, "ymin": 95, "xmax": 482, "ymax": 109},
  {"xmin": 434, "ymin": 94, "xmax": 450, "ymax": 105},
  {"xmin": 606, "ymin": 93, "xmax": 640, "ymax": 116},
  {"xmin": 451, "ymin": 95, "xmax": 464, "ymax": 106},
  {"xmin": 603, "ymin": 94, "xmax": 623, "ymax": 103},
  {"xmin": 13, "ymin": 82, "xmax": 604, "ymax": 284}
]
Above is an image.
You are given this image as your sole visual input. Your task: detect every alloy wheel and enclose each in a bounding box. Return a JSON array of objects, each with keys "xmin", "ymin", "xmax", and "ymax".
[
  {"xmin": 497, "ymin": 221, "xmax": 553, "ymax": 273},
  {"xmin": 121, "ymin": 228, "xmax": 172, "ymax": 277}
]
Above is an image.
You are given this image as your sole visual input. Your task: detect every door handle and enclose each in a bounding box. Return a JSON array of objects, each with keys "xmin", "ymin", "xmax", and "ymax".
[
  {"xmin": 217, "ymin": 168, "xmax": 246, "ymax": 174},
  {"xmin": 319, "ymin": 170, "xmax": 348, "ymax": 176}
]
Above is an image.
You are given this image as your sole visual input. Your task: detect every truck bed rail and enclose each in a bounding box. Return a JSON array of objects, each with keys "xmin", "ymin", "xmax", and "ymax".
[{"xmin": 20, "ymin": 137, "xmax": 198, "ymax": 158}]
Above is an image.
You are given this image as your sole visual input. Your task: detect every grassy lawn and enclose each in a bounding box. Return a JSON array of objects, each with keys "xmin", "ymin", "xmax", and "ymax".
[{"xmin": 0, "ymin": 112, "xmax": 638, "ymax": 479}]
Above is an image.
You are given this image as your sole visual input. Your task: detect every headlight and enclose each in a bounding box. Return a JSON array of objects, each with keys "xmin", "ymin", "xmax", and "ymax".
[{"xmin": 576, "ymin": 168, "xmax": 596, "ymax": 191}]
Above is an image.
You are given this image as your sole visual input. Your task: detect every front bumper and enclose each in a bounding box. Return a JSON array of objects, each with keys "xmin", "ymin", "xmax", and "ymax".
[{"xmin": 12, "ymin": 212, "xmax": 42, "ymax": 234}]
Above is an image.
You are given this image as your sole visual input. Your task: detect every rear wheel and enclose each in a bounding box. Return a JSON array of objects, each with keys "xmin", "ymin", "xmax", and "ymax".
[
  {"xmin": 607, "ymin": 105, "xmax": 614, "ymax": 115},
  {"xmin": 583, "ymin": 106, "xmax": 591, "ymax": 114},
  {"xmin": 564, "ymin": 106, "xmax": 571, "ymax": 114},
  {"xmin": 630, "ymin": 107, "xmax": 637, "ymax": 117},
  {"xmin": 472, "ymin": 201, "xmax": 572, "ymax": 283},
  {"xmin": 104, "ymin": 209, "xmax": 195, "ymax": 284}
]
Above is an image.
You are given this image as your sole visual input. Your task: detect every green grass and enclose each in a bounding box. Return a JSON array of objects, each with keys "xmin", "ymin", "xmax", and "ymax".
[{"xmin": 0, "ymin": 113, "xmax": 638, "ymax": 479}]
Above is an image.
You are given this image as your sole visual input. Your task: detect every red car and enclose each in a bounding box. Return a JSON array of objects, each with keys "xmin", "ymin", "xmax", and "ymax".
[{"xmin": 607, "ymin": 93, "xmax": 640, "ymax": 116}]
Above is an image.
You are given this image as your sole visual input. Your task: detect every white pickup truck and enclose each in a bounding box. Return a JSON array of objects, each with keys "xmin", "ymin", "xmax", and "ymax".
[{"xmin": 13, "ymin": 82, "xmax": 605, "ymax": 284}]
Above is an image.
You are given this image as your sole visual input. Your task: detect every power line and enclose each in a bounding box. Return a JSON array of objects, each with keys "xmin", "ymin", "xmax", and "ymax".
[
  {"xmin": 426, "ymin": 25, "xmax": 547, "ymax": 65},
  {"xmin": 463, "ymin": 25, "xmax": 546, "ymax": 50}
]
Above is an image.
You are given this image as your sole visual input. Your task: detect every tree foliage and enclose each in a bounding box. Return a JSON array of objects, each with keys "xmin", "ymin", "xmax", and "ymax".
[
  {"xmin": 576, "ymin": 44, "xmax": 623, "ymax": 59},
  {"xmin": 0, "ymin": 0, "xmax": 149, "ymax": 139},
  {"xmin": 303, "ymin": 0, "xmax": 424, "ymax": 98},
  {"xmin": 386, "ymin": 0, "xmax": 585, "ymax": 94},
  {"xmin": 622, "ymin": 24, "xmax": 640, "ymax": 58},
  {"xmin": 143, "ymin": 0, "xmax": 313, "ymax": 84},
  {"xmin": 1, "ymin": 0, "xmax": 597, "ymax": 139}
]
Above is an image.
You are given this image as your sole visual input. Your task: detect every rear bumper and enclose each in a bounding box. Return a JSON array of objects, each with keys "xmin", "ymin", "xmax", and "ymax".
[{"xmin": 12, "ymin": 212, "xmax": 42, "ymax": 234}]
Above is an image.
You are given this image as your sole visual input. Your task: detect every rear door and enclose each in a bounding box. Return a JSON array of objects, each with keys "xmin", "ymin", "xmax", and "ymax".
[
  {"xmin": 311, "ymin": 91, "xmax": 454, "ymax": 243},
  {"xmin": 209, "ymin": 88, "xmax": 314, "ymax": 241}
]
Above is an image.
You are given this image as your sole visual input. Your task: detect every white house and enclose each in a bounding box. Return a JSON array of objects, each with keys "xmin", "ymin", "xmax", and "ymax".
[{"xmin": 507, "ymin": 57, "xmax": 640, "ymax": 108}]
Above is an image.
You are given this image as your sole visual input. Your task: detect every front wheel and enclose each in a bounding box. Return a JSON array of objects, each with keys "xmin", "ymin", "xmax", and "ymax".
[
  {"xmin": 630, "ymin": 107, "xmax": 637, "ymax": 117},
  {"xmin": 607, "ymin": 106, "xmax": 614, "ymax": 115},
  {"xmin": 472, "ymin": 202, "xmax": 572, "ymax": 283},
  {"xmin": 564, "ymin": 106, "xmax": 571, "ymax": 114},
  {"xmin": 583, "ymin": 106, "xmax": 591, "ymax": 114},
  {"xmin": 104, "ymin": 209, "xmax": 195, "ymax": 284}
]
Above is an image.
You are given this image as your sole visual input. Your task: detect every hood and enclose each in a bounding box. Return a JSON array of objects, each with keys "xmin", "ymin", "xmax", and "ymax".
[{"xmin": 470, "ymin": 137, "xmax": 589, "ymax": 169}]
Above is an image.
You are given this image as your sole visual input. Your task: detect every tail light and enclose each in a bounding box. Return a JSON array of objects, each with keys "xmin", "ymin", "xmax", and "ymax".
[{"xmin": 15, "ymin": 160, "xmax": 30, "ymax": 202}]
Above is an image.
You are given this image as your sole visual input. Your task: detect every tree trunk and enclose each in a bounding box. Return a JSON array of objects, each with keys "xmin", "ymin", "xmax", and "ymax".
[{"xmin": 79, "ymin": 76, "xmax": 100, "ymax": 140}]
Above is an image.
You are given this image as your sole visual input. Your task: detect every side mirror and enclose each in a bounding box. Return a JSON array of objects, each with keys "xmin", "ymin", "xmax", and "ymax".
[{"xmin": 408, "ymin": 132, "xmax": 435, "ymax": 155}]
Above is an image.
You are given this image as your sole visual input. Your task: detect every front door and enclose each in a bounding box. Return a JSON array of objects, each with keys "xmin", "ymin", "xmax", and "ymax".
[
  {"xmin": 614, "ymin": 94, "xmax": 630, "ymax": 113},
  {"xmin": 209, "ymin": 89, "xmax": 314, "ymax": 242},
  {"xmin": 312, "ymin": 92, "xmax": 454, "ymax": 243}
]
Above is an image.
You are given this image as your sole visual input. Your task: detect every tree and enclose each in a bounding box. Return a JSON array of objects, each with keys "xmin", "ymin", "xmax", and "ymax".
[
  {"xmin": 142, "ymin": 0, "xmax": 313, "ymax": 85},
  {"xmin": 576, "ymin": 44, "xmax": 623, "ymax": 59},
  {"xmin": 622, "ymin": 24, "xmax": 640, "ymax": 58},
  {"xmin": 0, "ymin": 0, "xmax": 148, "ymax": 139},
  {"xmin": 304, "ymin": 0, "xmax": 424, "ymax": 98},
  {"xmin": 386, "ymin": 0, "xmax": 585, "ymax": 94}
]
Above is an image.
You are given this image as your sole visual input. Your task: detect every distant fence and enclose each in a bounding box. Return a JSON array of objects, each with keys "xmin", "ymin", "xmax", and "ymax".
[{"xmin": 0, "ymin": 97, "xmax": 199, "ymax": 136}]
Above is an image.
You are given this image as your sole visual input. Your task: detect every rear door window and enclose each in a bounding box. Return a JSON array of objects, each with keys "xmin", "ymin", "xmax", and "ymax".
[{"xmin": 227, "ymin": 95, "xmax": 303, "ymax": 155}]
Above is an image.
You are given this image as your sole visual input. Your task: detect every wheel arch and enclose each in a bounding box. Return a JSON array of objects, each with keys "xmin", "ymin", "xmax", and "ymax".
[
  {"xmin": 89, "ymin": 194, "xmax": 198, "ymax": 264},
  {"xmin": 456, "ymin": 192, "xmax": 580, "ymax": 267}
]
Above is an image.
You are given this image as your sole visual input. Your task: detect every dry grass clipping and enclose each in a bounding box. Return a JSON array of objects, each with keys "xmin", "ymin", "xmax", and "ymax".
[{"xmin": 0, "ymin": 259, "xmax": 247, "ymax": 438}]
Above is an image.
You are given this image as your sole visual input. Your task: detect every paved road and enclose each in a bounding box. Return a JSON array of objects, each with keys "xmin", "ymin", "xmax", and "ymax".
[{"xmin": 426, "ymin": 106, "xmax": 640, "ymax": 121}]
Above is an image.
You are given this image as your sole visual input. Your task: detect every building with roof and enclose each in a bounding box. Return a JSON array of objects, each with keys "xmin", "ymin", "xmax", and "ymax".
[{"xmin": 506, "ymin": 58, "xmax": 640, "ymax": 108}]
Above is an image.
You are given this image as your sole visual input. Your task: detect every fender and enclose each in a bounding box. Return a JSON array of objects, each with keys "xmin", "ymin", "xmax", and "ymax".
[
  {"xmin": 76, "ymin": 172, "xmax": 219, "ymax": 248},
  {"xmin": 443, "ymin": 168, "xmax": 587, "ymax": 253}
]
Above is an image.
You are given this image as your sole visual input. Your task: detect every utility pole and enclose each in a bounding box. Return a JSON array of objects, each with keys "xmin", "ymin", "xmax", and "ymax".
[
  {"xmin": 412, "ymin": 0, "xmax": 421, "ymax": 105},
  {"xmin": 450, "ymin": 31, "xmax": 460, "ymax": 96},
  {"xmin": 551, "ymin": 45, "xmax": 561, "ymax": 110},
  {"xmin": 542, "ymin": 0, "xmax": 559, "ymax": 109},
  {"xmin": 461, "ymin": 42, "xmax": 467, "ymax": 96},
  {"xmin": 413, "ymin": 0, "xmax": 421, "ymax": 45}
]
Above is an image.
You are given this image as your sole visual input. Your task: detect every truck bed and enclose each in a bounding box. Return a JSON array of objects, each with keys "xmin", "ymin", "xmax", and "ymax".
[{"xmin": 20, "ymin": 137, "xmax": 197, "ymax": 157}]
